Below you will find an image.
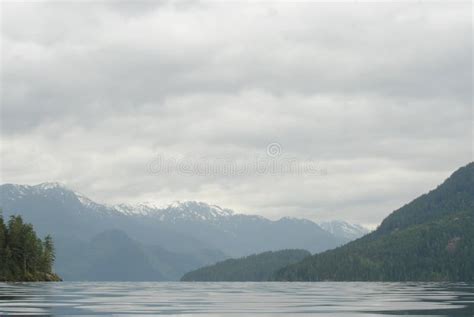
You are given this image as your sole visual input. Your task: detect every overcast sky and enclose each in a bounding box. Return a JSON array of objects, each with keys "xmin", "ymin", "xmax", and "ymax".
[{"xmin": 1, "ymin": 1, "xmax": 472, "ymax": 227}]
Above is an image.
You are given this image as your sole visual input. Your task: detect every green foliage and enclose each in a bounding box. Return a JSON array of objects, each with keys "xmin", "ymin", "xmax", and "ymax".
[
  {"xmin": 0, "ymin": 212, "xmax": 60, "ymax": 282},
  {"xmin": 273, "ymin": 162, "xmax": 474, "ymax": 282},
  {"xmin": 377, "ymin": 162, "xmax": 474, "ymax": 235},
  {"xmin": 181, "ymin": 249, "xmax": 310, "ymax": 281}
]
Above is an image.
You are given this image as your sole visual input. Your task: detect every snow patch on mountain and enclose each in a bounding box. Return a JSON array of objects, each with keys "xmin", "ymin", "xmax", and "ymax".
[
  {"xmin": 158, "ymin": 201, "xmax": 235, "ymax": 223},
  {"xmin": 110, "ymin": 200, "xmax": 235, "ymax": 223},
  {"xmin": 2, "ymin": 182, "xmax": 369, "ymax": 243},
  {"xmin": 114, "ymin": 202, "xmax": 163, "ymax": 216},
  {"xmin": 319, "ymin": 220, "xmax": 369, "ymax": 241},
  {"xmin": 35, "ymin": 182, "xmax": 67, "ymax": 191}
]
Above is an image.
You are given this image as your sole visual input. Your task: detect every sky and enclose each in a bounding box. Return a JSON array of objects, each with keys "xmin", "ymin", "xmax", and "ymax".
[{"xmin": 0, "ymin": 1, "xmax": 472, "ymax": 227}]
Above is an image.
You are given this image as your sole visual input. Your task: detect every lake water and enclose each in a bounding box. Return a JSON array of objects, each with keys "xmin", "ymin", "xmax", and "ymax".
[{"xmin": 0, "ymin": 282, "xmax": 473, "ymax": 316}]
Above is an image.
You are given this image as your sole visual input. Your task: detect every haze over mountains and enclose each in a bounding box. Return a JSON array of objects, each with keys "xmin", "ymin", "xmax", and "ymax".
[{"xmin": 0, "ymin": 183, "xmax": 367, "ymax": 281}]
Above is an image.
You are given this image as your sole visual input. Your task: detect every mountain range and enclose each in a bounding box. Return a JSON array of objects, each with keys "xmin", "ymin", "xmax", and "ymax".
[{"xmin": 0, "ymin": 183, "xmax": 367, "ymax": 281}]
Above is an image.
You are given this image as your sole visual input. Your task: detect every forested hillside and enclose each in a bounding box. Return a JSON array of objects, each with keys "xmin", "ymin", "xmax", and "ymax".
[
  {"xmin": 181, "ymin": 249, "xmax": 310, "ymax": 281},
  {"xmin": 274, "ymin": 162, "xmax": 474, "ymax": 282},
  {"xmin": 0, "ymin": 213, "xmax": 60, "ymax": 281}
]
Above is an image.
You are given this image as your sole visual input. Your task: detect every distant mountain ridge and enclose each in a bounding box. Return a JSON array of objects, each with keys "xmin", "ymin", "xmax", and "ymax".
[
  {"xmin": 274, "ymin": 162, "xmax": 474, "ymax": 282},
  {"xmin": 0, "ymin": 183, "xmax": 367, "ymax": 281},
  {"xmin": 3, "ymin": 183, "xmax": 360, "ymax": 232},
  {"xmin": 181, "ymin": 249, "xmax": 311, "ymax": 282},
  {"xmin": 115, "ymin": 201, "xmax": 235, "ymax": 221},
  {"xmin": 2, "ymin": 183, "xmax": 236, "ymax": 221}
]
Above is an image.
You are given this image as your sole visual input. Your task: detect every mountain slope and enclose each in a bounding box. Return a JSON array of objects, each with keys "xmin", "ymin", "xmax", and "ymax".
[
  {"xmin": 181, "ymin": 249, "xmax": 311, "ymax": 282},
  {"xmin": 85, "ymin": 230, "xmax": 165, "ymax": 281},
  {"xmin": 55, "ymin": 229, "xmax": 223, "ymax": 281},
  {"xmin": 273, "ymin": 162, "xmax": 474, "ymax": 281},
  {"xmin": 376, "ymin": 163, "xmax": 474, "ymax": 235}
]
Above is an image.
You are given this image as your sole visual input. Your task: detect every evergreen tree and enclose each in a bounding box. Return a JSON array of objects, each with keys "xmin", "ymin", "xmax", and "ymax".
[
  {"xmin": 0, "ymin": 212, "xmax": 59, "ymax": 282},
  {"xmin": 42, "ymin": 235, "xmax": 55, "ymax": 274}
]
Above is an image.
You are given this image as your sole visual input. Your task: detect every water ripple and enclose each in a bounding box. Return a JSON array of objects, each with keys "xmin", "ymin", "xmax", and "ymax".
[{"xmin": 0, "ymin": 282, "xmax": 473, "ymax": 316}]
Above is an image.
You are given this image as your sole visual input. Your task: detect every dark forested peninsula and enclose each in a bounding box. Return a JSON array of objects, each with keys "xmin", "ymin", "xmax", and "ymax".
[{"xmin": 0, "ymin": 213, "xmax": 60, "ymax": 282}]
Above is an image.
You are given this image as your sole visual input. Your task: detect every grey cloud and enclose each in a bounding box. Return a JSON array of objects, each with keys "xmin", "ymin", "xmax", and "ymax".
[
  {"xmin": 0, "ymin": 1, "xmax": 472, "ymax": 227},
  {"xmin": 2, "ymin": 2, "xmax": 471, "ymax": 133}
]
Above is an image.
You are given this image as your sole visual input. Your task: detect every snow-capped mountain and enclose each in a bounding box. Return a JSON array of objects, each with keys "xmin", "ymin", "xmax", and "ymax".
[
  {"xmin": 1, "ymin": 183, "xmax": 367, "ymax": 242},
  {"xmin": 0, "ymin": 182, "xmax": 368, "ymax": 281},
  {"xmin": 0, "ymin": 183, "xmax": 368, "ymax": 245},
  {"xmin": 1, "ymin": 182, "xmax": 72, "ymax": 200},
  {"xmin": 319, "ymin": 220, "xmax": 369, "ymax": 241},
  {"xmin": 114, "ymin": 201, "xmax": 235, "ymax": 223}
]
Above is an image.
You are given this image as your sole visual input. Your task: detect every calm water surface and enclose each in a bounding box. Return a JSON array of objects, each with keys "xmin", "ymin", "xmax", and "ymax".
[{"xmin": 0, "ymin": 282, "xmax": 473, "ymax": 316}]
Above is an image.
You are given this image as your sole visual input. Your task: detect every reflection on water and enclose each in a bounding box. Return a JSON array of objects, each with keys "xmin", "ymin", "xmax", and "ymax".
[{"xmin": 0, "ymin": 282, "xmax": 473, "ymax": 316}]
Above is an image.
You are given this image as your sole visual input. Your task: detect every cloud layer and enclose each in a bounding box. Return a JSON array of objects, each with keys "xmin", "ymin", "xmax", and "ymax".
[{"xmin": 1, "ymin": 1, "xmax": 472, "ymax": 226}]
